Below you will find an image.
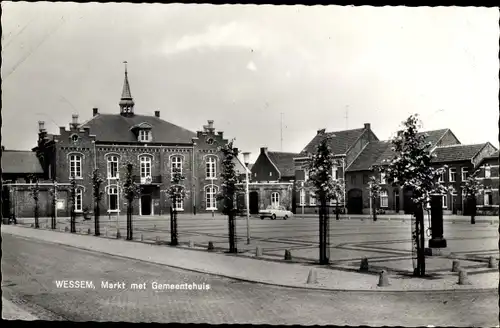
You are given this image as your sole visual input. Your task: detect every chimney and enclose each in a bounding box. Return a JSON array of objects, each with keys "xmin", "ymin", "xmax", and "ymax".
[
  {"xmin": 233, "ymin": 147, "xmax": 239, "ymax": 155},
  {"xmin": 38, "ymin": 121, "xmax": 45, "ymax": 132},
  {"xmin": 317, "ymin": 128, "xmax": 326, "ymax": 135},
  {"xmin": 93, "ymin": 108, "xmax": 99, "ymax": 116},
  {"xmin": 208, "ymin": 120, "xmax": 214, "ymax": 129},
  {"xmin": 260, "ymin": 147, "xmax": 268, "ymax": 154},
  {"xmin": 364, "ymin": 123, "xmax": 371, "ymax": 130},
  {"xmin": 154, "ymin": 110, "xmax": 160, "ymax": 118}
]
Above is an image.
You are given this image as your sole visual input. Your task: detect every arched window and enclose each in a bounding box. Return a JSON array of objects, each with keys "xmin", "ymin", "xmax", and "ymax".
[
  {"xmin": 107, "ymin": 156, "xmax": 119, "ymax": 179},
  {"xmin": 271, "ymin": 192, "xmax": 280, "ymax": 207},
  {"xmin": 379, "ymin": 190, "xmax": 389, "ymax": 208},
  {"xmin": 484, "ymin": 189, "xmax": 492, "ymax": 206},
  {"xmin": 171, "ymin": 156, "xmax": 183, "ymax": 175},
  {"xmin": 205, "ymin": 186, "xmax": 218, "ymax": 210},
  {"xmin": 75, "ymin": 188, "xmax": 83, "ymax": 212},
  {"xmin": 69, "ymin": 154, "xmax": 82, "ymax": 178},
  {"xmin": 206, "ymin": 157, "xmax": 216, "ymax": 179},
  {"xmin": 140, "ymin": 156, "xmax": 152, "ymax": 178},
  {"xmin": 174, "ymin": 195, "xmax": 184, "ymax": 211},
  {"xmin": 108, "ymin": 187, "xmax": 119, "ymax": 211}
]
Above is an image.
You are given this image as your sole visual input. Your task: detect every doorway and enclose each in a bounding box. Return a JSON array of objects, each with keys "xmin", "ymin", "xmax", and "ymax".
[
  {"xmin": 249, "ymin": 191, "xmax": 259, "ymax": 214},
  {"xmin": 347, "ymin": 189, "xmax": 363, "ymax": 214},
  {"xmin": 141, "ymin": 195, "xmax": 152, "ymax": 216}
]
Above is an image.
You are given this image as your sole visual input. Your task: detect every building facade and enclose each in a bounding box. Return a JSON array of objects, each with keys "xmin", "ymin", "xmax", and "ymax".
[
  {"xmin": 476, "ymin": 150, "xmax": 499, "ymax": 215},
  {"xmin": 30, "ymin": 67, "xmax": 232, "ymax": 217}
]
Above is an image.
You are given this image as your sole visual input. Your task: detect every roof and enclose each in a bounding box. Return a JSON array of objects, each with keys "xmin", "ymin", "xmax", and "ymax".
[
  {"xmin": 301, "ymin": 128, "xmax": 366, "ymax": 155},
  {"xmin": 373, "ymin": 129, "xmax": 451, "ymax": 166},
  {"xmin": 485, "ymin": 150, "xmax": 499, "ymax": 159},
  {"xmin": 81, "ymin": 114, "xmax": 196, "ymax": 143},
  {"xmin": 233, "ymin": 156, "xmax": 250, "ymax": 176},
  {"xmin": 2, "ymin": 151, "xmax": 44, "ymax": 174},
  {"xmin": 431, "ymin": 143, "xmax": 489, "ymax": 163},
  {"xmin": 347, "ymin": 141, "xmax": 391, "ymax": 172},
  {"xmin": 267, "ymin": 151, "xmax": 300, "ymax": 177}
]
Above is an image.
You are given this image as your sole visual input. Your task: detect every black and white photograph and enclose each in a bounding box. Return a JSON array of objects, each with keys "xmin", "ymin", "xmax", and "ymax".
[{"xmin": 1, "ymin": 2, "xmax": 499, "ymax": 325}]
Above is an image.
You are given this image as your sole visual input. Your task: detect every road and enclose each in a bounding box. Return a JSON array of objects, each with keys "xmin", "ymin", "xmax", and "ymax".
[{"xmin": 2, "ymin": 233, "xmax": 498, "ymax": 325}]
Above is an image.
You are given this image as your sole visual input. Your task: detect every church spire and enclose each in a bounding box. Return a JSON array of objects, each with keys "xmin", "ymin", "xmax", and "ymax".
[{"xmin": 119, "ymin": 61, "xmax": 135, "ymax": 116}]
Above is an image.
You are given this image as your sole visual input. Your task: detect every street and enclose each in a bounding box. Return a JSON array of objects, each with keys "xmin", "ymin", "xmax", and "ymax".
[{"xmin": 2, "ymin": 233, "xmax": 498, "ymax": 325}]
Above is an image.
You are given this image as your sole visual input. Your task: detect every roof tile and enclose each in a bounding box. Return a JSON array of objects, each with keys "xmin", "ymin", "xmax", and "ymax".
[
  {"xmin": 301, "ymin": 128, "xmax": 366, "ymax": 155},
  {"xmin": 267, "ymin": 151, "xmax": 300, "ymax": 177},
  {"xmin": 431, "ymin": 143, "xmax": 487, "ymax": 163}
]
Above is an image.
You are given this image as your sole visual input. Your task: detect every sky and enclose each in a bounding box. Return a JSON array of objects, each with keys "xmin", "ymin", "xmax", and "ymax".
[{"xmin": 2, "ymin": 3, "xmax": 499, "ymax": 163}]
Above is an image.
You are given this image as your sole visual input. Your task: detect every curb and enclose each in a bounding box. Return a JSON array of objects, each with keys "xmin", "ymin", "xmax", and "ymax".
[{"xmin": 3, "ymin": 227, "xmax": 496, "ymax": 294}]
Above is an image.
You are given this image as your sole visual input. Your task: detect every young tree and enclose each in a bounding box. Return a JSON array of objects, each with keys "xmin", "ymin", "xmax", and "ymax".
[
  {"xmin": 378, "ymin": 114, "xmax": 447, "ymax": 277},
  {"xmin": 462, "ymin": 169, "xmax": 483, "ymax": 224},
  {"xmin": 367, "ymin": 175, "xmax": 382, "ymax": 221},
  {"xmin": 217, "ymin": 140, "xmax": 242, "ymax": 253},
  {"xmin": 28, "ymin": 175, "xmax": 40, "ymax": 229},
  {"xmin": 165, "ymin": 167, "xmax": 188, "ymax": 246},
  {"xmin": 122, "ymin": 162, "xmax": 141, "ymax": 240},
  {"xmin": 70, "ymin": 174, "xmax": 77, "ymax": 233},
  {"xmin": 306, "ymin": 136, "xmax": 340, "ymax": 264},
  {"xmin": 92, "ymin": 169, "xmax": 105, "ymax": 236}
]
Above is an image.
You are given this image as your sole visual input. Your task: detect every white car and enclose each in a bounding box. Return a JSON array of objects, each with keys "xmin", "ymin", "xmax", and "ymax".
[{"xmin": 259, "ymin": 205, "xmax": 293, "ymax": 220}]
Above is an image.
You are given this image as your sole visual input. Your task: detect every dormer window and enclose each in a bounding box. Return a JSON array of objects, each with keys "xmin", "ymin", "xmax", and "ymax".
[{"xmin": 138, "ymin": 130, "xmax": 151, "ymax": 142}]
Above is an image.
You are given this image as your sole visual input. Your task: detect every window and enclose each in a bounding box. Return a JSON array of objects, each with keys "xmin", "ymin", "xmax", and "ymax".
[
  {"xmin": 206, "ymin": 157, "xmax": 216, "ymax": 179},
  {"xmin": 75, "ymin": 189, "xmax": 83, "ymax": 212},
  {"xmin": 107, "ymin": 156, "xmax": 119, "ymax": 179},
  {"xmin": 438, "ymin": 170, "xmax": 445, "ymax": 182},
  {"xmin": 174, "ymin": 197, "xmax": 184, "ymax": 211},
  {"xmin": 485, "ymin": 165, "xmax": 491, "ymax": 178},
  {"xmin": 140, "ymin": 156, "xmax": 152, "ymax": 178},
  {"xmin": 484, "ymin": 189, "xmax": 492, "ymax": 206},
  {"xmin": 309, "ymin": 191, "xmax": 316, "ymax": 206},
  {"xmin": 461, "ymin": 168, "xmax": 468, "ymax": 181},
  {"xmin": 380, "ymin": 172, "xmax": 386, "ymax": 184},
  {"xmin": 332, "ymin": 165, "xmax": 338, "ymax": 180},
  {"xmin": 171, "ymin": 156, "xmax": 183, "ymax": 175},
  {"xmin": 69, "ymin": 154, "xmax": 82, "ymax": 178},
  {"xmin": 449, "ymin": 168, "xmax": 457, "ymax": 182},
  {"xmin": 299, "ymin": 189, "xmax": 305, "ymax": 206},
  {"xmin": 108, "ymin": 187, "xmax": 118, "ymax": 211},
  {"xmin": 269, "ymin": 172, "xmax": 273, "ymax": 177},
  {"xmin": 304, "ymin": 169, "xmax": 309, "ymax": 181},
  {"xmin": 206, "ymin": 186, "xmax": 218, "ymax": 210},
  {"xmin": 380, "ymin": 190, "xmax": 388, "ymax": 208},
  {"xmin": 442, "ymin": 194, "xmax": 447, "ymax": 209},
  {"xmin": 271, "ymin": 192, "xmax": 280, "ymax": 207},
  {"xmin": 138, "ymin": 130, "xmax": 151, "ymax": 142}
]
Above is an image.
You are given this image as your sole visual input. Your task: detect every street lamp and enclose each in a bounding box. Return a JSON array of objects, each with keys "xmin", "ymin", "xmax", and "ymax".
[{"xmin": 243, "ymin": 152, "xmax": 251, "ymax": 245}]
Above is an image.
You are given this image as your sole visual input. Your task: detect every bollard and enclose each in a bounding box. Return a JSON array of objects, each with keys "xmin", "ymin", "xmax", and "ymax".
[
  {"xmin": 452, "ymin": 260, "xmax": 461, "ymax": 272},
  {"xmin": 284, "ymin": 249, "xmax": 292, "ymax": 261},
  {"xmin": 360, "ymin": 218, "xmax": 364, "ymax": 222},
  {"xmin": 65, "ymin": 226, "xmax": 69, "ymax": 232},
  {"xmin": 155, "ymin": 236, "xmax": 160, "ymax": 244},
  {"xmin": 87, "ymin": 228, "xmax": 91, "ymax": 235},
  {"xmin": 207, "ymin": 241, "xmax": 215, "ymax": 251},
  {"xmin": 105, "ymin": 227, "xmax": 108, "ymax": 237},
  {"xmin": 377, "ymin": 270, "xmax": 390, "ymax": 287},
  {"xmin": 457, "ymin": 269, "xmax": 471, "ymax": 285},
  {"xmin": 256, "ymin": 246, "xmax": 263, "ymax": 257},
  {"xmin": 140, "ymin": 234, "xmax": 144, "ymax": 242},
  {"xmin": 306, "ymin": 269, "xmax": 318, "ymax": 284},
  {"xmin": 116, "ymin": 229, "xmax": 121, "ymax": 239},
  {"xmin": 488, "ymin": 256, "xmax": 498, "ymax": 269},
  {"xmin": 359, "ymin": 257, "xmax": 369, "ymax": 272}
]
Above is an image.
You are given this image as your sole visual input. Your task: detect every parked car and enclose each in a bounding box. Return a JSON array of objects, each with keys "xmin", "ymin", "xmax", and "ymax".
[{"xmin": 259, "ymin": 205, "xmax": 293, "ymax": 220}]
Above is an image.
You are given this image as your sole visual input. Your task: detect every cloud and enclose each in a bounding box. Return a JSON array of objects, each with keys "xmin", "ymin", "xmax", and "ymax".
[{"xmin": 246, "ymin": 60, "xmax": 257, "ymax": 71}]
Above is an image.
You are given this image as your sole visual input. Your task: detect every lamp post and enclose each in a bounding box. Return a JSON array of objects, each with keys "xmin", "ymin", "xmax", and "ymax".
[{"xmin": 243, "ymin": 152, "xmax": 251, "ymax": 245}]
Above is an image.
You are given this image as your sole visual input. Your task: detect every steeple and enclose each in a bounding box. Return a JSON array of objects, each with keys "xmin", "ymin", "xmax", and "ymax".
[{"xmin": 119, "ymin": 61, "xmax": 135, "ymax": 116}]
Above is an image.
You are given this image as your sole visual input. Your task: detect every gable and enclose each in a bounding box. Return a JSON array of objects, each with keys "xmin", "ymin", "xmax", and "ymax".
[
  {"xmin": 251, "ymin": 152, "xmax": 280, "ymax": 181},
  {"xmin": 267, "ymin": 152, "xmax": 300, "ymax": 177},
  {"xmin": 301, "ymin": 128, "xmax": 366, "ymax": 156}
]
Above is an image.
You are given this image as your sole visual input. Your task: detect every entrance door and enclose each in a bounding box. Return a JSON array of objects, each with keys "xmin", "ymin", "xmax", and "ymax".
[
  {"xmin": 347, "ymin": 189, "xmax": 363, "ymax": 214},
  {"xmin": 393, "ymin": 189, "xmax": 400, "ymax": 213},
  {"xmin": 249, "ymin": 191, "xmax": 259, "ymax": 214},
  {"xmin": 141, "ymin": 195, "xmax": 152, "ymax": 215}
]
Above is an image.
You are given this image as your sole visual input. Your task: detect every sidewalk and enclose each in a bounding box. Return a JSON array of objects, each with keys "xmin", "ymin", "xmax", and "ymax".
[
  {"xmin": 2, "ymin": 225, "xmax": 497, "ymax": 292},
  {"xmin": 2, "ymin": 297, "xmax": 38, "ymax": 321}
]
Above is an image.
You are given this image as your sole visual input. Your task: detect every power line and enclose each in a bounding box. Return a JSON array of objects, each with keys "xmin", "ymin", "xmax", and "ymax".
[
  {"xmin": 4, "ymin": 15, "xmax": 67, "ymax": 81},
  {"xmin": 3, "ymin": 17, "xmax": 38, "ymax": 50}
]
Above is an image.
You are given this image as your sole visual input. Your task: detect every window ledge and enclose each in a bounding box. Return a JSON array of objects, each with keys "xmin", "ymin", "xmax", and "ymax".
[
  {"xmin": 70, "ymin": 177, "xmax": 84, "ymax": 180},
  {"xmin": 206, "ymin": 208, "xmax": 217, "ymax": 211},
  {"xmin": 107, "ymin": 210, "xmax": 120, "ymax": 213},
  {"xmin": 205, "ymin": 178, "xmax": 217, "ymax": 180},
  {"xmin": 75, "ymin": 210, "xmax": 83, "ymax": 213}
]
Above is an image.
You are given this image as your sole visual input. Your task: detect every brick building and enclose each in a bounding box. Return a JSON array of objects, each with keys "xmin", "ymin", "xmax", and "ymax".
[
  {"xmin": 32, "ymin": 66, "xmax": 232, "ymax": 217},
  {"xmin": 476, "ymin": 150, "xmax": 499, "ymax": 215}
]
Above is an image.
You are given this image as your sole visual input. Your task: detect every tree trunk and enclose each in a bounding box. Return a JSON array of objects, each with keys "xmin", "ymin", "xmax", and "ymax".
[
  {"xmin": 372, "ymin": 196, "xmax": 377, "ymax": 221},
  {"xmin": 470, "ymin": 196, "xmax": 476, "ymax": 224},
  {"xmin": 34, "ymin": 200, "xmax": 39, "ymax": 228},
  {"xmin": 336, "ymin": 201, "xmax": 339, "ymax": 221},
  {"xmin": 319, "ymin": 194, "xmax": 329, "ymax": 264},
  {"xmin": 414, "ymin": 203, "xmax": 425, "ymax": 277},
  {"xmin": 51, "ymin": 199, "xmax": 56, "ymax": 229},
  {"xmin": 94, "ymin": 203, "xmax": 100, "ymax": 236},
  {"xmin": 228, "ymin": 211, "xmax": 237, "ymax": 253},
  {"xmin": 127, "ymin": 205, "xmax": 133, "ymax": 240},
  {"xmin": 170, "ymin": 205, "xmax": 178, "ymax": 246}
]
